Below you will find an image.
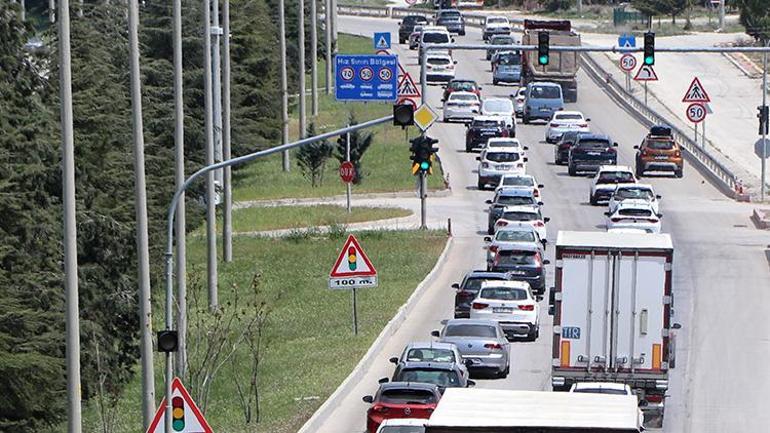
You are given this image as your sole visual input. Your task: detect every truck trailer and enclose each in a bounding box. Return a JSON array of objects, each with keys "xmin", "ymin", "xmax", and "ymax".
[
  {"xmin": 520, "ymin": 20, "xmax": 580, "ymax": 102},
  {"xmin": 551, "ymin": 231, "xmax": 674, "ymax": 428}
]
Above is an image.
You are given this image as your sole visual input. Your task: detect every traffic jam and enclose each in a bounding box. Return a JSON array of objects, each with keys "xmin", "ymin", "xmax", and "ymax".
[{"xmin": 363, "ymin": 9, "xmax": 682, "ymax": 433}]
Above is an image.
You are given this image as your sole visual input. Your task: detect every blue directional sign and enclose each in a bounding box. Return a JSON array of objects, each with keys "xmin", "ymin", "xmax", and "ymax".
[
  {"xmin": 618, "ymin": 33, "xmax": 636, "ymax": 48},
  {"xmin": 374, "ymin": 32, "xmax": 391, "ymax": 50},
  {"xmin": 335, "ymin": 54, "xmax": 398, "ymax": 102}
]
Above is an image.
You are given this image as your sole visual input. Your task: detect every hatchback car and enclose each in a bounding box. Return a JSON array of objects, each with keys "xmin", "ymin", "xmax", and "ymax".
[
  {"xmin": 481, "ymin": 97, "xmax": 515, "ymax": 134},
  {"xmin": 442, "ymin": 79, "xmax": 481, "ymax": 101},
  {"xmin": 608, "ymin": 183, "xmax": 661, "ymax": 214},
  {"xmin": 487, "ymin": 34, "xmax": 515, "ymax": 61},
  {"xmin": 545, "ymin": 111, "xmax": 590, "ymax": 143},
  {"xmin": 483, "ymin": 225, "xmax": 544, "ymax": 268},
  {"xmin": 409, "ymin": 25, "xmax": 426, "ymax": 50},
  {"xmin": 465, "ymin": 116, "xmax": 508, "ymax": 152},
  {"xmin": 452, "ymin": 271, "xmax": 513, "ymax": 318},
  {"xmin": 493, "ymin": 205, "xmax": 549, "ymax": 240},
  {"xmin": 486, "ymin": 188, "xmax": 541, "ymax": 231},
  {"xmin": 363, "ymin": 382, "xmax": 441, "ymax": 433},
  {"xmin": 433, "ymin": 319, "xmax": 511, "ymax": 378},
  {"xmin": 442, "ymin": 91, "xmax": 480, "ymax": 123},
  {"xmin": 605, "ymin": 200, "xmax": 662, "ymax": 234},
  {"xmin": 494, "ymin": 174, "xmax": 543, "ymax": 198},
  {"xmin": 390, "ymin": 342, "xmax": 468, "ymax": 376},
  {"xmin": 425, "ymin": 54, "xmax": 456, "ymax": 83},
  {"xmin": 522, "ymin": 82, "xmax": 564, "ymax": 124},
  {"xmin": 634, "ymin": 125, "xmax": 684, "ymax": 178},
  {"xmin": 493, "ymin": 62, "xmax": 521, "ymax": 86},
  {"xmin": 434, "ymin": 9, "xmax": 465, "ymax": 35},
  {"xmin": 477, "ymin": 148, "xmax": 527, "ymax": 189},
  {"xmin": 568, "ymin": 134, "xmax": 618, "ymax": 176},
  {"xmin": 391, "ymin": 361, "xmax": 474, "ymax": 394},
  {"xmin": 399, "ymin": 15, "xmax": 429, "ymax": 44},
  {"xmin": 419, "ymin": 29, "xmax": 451, "ymax": 62},
  {"xmin": 376, "ymin": 418, "xmax": 426, "ymax": 433},
  {"xmin": 486, "ymin": 245, "xmax": 548, "ymax": 296},
  {"xmin": 589, "ymin": 165, "xmax": 636, "ymax": 205},
  {"xmin": 483, "ymin": 15, "xmax": 510, "ymax": 40},
  {"xmin": 469, "ymin": 281, "xmax": 540, "ymax": 341},
  {"xmin": 484, "ymin": 137, "xmax": 525, "ymax": 152}
]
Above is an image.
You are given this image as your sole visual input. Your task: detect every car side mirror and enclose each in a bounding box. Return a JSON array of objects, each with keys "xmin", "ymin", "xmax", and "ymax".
[
  {"xmin": 633, "ymin": 145, "xmax": 639, "ymax": 149},
  {"xmin": 541, "ymin": 239, "xmax": 548, "ymax": 245},
  {"xmin": 431, "ymin": 330, "xmax": 440, "ymax": 338},
  {"xmin": 543, "ymin": 217, "xmax": 550, "ymax": 223},
  {"xmin": 604, "ymin": 212, "xmax": 611, "ymax": 216},
  {"xmin": 464, "ymin": 359, "xmax": 474, "ymax": 367},
  {"xmin": 378, "ymin": 377, "xmax": 390, "ymax": 384},
  {"xmin": 656, "ymin": 194, "xmax": 662, "ymax": 199},
  {"xmin": 441, "ymin": 98, "xmax": 445, "ymax": 102},
  {"xmin": 523, "ymin": 146, "xmax": 529, "ymax": 150},
  {"xmin": 672, "ymin": 323, "xmax": 682, "ymax": 330},
  {"xmin": 523, "ymin": 157, "xmax": 528, "ymax": 162},
  {"xmin": 537, "ymin": 201, "xmax": 544, "ymax": 206},
  {"xmin": 586, "ymin": 118, "xmax": 591, "ymax": 122},
  {"xmin": 538, "ymin": 184, "xmax": 544, "ymax": 188},
  {"xmin": 543, "ymin": 259, "xmax": 551, "ymax": 265},
  {"xmin": 389, "ymin": 356, "xmax": 399, "ymax": 364},
  {"xmin": 483, "ymin": 236, "xmax": 492, "ymax": 242},
  {"xmin": 485, "ymin": 199, "xmax": 492, "ymax": 204},
  {"xmin": 398, "ymin": 21, "xmax": 402, "ymax": 25},
  {"xmin": 454, "ymin": 60, "xmax": 458, "ymax": 64},
  {"xmin": 451, "ymin": 37, "xmax": 456, "ymax": 42},
  {"xmin": 479, "ymin": 86, "xmax": 483, "ymax": 90},
  {"xmin": 467, "ymin": 380, "xmax": 476, "ymax": 387},
  {"xmin": 613, "ymin": 142, "xmax": 619, "ymax": 147},
  {"xmin": 363, "ymin": 395, "xmax": 374, "ymax": 403},
  {"xmin": 509, "ymin": 93, "xmax": 515, "ymax": 98},
  {"xmin": 476, "ymin": 157, "xmax": 480, "ymax": 161},
  {"xmin": 451, "ymin": 282, "xmax": 460, "ymax": 289},
  {"xmin": 657, "ymin": 213, "xmax": 663, "ymax": 218}
]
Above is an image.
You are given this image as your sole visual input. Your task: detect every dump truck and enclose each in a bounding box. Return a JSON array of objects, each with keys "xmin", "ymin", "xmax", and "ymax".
[{"xmin": 521, "ymin": 20, "xmax": 580, "ymax": 102}]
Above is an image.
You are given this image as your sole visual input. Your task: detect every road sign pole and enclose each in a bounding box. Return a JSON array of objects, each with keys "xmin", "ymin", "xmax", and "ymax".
[
  {"xmin": 702, "ymin": 116, "xmax": 706, "ymax": 148},
  {"xmin": 762, "ymin": 41, "xmax": 768, "ymax": 201},
  {"xmin": 644, "ymin": 81, "xmax": 648, "ymax": 106},
  {"xmin": 694, "ymin": 122, "xmax": 698, "ymax": 144},
  {"xmin": 420, "ymin": 171, "xmax": 427, "ymax": 229},
  {"xmin": 420, "ymin": 48, "xmax": 427, "ymax": 103},
  {"xmin": 351, "ymin": 288, "xmax": 358, "ymax": 335},
  {"xmin": 346, "ymin": 127, "xmax": 352, "ymax": 213}
]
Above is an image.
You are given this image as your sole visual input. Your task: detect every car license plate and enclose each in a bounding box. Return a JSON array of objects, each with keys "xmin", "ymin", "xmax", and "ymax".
[
  {"xmin": 493, "ymin": 307, "xmax": 514, "ymax": 313},
  {"xmin": 587, "ymin": 151, "xmax": 601, "ymax": 156},
  {"xmin": 539, "ymin": 107, "xmax": 549, "ymax": 112},
  {"xmin": 655, "ymin": 155, "xmax": 669, "ymax": 160},
  {"xmin": 497, "ymin": 164, "xmax": 511, "ymax": 170}
]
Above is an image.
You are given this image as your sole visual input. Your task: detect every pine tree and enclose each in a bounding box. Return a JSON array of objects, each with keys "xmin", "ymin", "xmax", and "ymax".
[
  {"xmin": 335, "ymin": 113, "xmax": 374, "ymax": 185},
  {"xmin": 297, "ymin": 122, "xmax": 333, "ymax": 186},
  {"xmin": 736, "ymin": 0, "xmax": 770, "ymax": 42}
]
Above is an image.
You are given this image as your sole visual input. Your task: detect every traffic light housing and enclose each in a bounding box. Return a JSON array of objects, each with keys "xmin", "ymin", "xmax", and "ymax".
[
  {"xmin": 759, "ymin": 105, "xmax": 769, "ymax": 135},
  {"xmin": 643, "ymin": 32, "xmax": 655, "ymax": 65},
  {"xmin": 409, "ymin": 135, "xmax": 439, "ymax": 175},
  {"xmin": 393, "ymin": 104, "xmax": 414, "ymax": 127},
  {"xmin": 157, "ymin": 330, "xmax": 179, "ymax": 353},
  {"xmin": 172, "ymin": 396, "xmax": 185, "ymax": 431},
  {"xmin": 537, "ymin": 32, "xmax": 549, "ymax": 66},
  {"xmin": 347, "ymin": 246, "xmax": 357, "ymax": 270}
]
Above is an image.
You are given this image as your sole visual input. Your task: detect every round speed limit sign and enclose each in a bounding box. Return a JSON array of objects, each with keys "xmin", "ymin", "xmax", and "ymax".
[
  {"xmin": 619, "ymin": 54, "xmax": 637, "ymax": 72},
  {"xmin": 686, "ymin": 103, "xmax": 706, "ymax": 124},
  {"xmin": 339, "ymin": 66, "xmax": 354, "ymax": 82}
]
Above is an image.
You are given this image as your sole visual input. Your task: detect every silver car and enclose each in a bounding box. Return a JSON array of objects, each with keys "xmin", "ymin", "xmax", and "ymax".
[
  {"xmin": 390, "ymin": 341, "xmax": 470, "ymax": 378},
  {"xmin": 432, "ymin": 319, "xmax": 510, "ymax": 378}
]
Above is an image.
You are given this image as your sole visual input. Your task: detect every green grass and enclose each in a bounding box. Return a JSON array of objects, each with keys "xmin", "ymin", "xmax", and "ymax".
[
  {"xmin": 192, "ymin": 204, "xmax": 412, "ymax": 233},
  {"xmin": 80, "ymin": 230, "xmax": 448, "ymax": 433}
]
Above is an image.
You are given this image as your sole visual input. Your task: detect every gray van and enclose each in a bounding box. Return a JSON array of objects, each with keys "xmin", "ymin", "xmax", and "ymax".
[{"xmin": 522, "ymin": 82, "xmax": 564, "ymax": 124}]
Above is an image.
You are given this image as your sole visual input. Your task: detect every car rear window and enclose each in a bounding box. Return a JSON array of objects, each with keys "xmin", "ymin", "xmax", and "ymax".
[
  {"xmin": 406, "ymin": 348, "xmax": 455, "ymax": 363},
  {"xmin": 597, "ymin": 171, "xmax": 634, "ymax": 183},
  {"xmin": 379, "ymin": 426, "xmax": 425, "ymax": 433},
  {"xmin": 495, "ymin": 230, "xmax": 536, "ymax": 242},
  {"xmin": 646, "ymin": 139, "xmax": 675, "ymax": 150},
  {"xmin": 496, "ymin": 195, "xmax": 535, "ymax": 206},
  {"xmin": 429, "ymin": 57, "xmax": 451, "ymax": 65},
  {"xmin": 463, "ymin": 276, "xmax": 504, "ymax": 291},
  {"xmin": 501, "ymin": 177, "xmax": 534, "ymax": 187},
  {"xmin": 485, "ymin": 152, "xmax": 520, "ymax": 162},
  {"xmin": 480, "ymin": 287, "xmax": 528, "ymax": 300},
  {"xmin": 572, "ymin": 388, "xmax": 629, "ymax": 395},
  {"xmin": 576, "ymin": 139, "xmax": 610, "ymax": 149},
  {"xmin": 616, "ymin": 188, "xmax": 653, "ymax": 200},
  {"xmin": 423, "ymin": 32, "xmax": 449, "ymax": 43},
  {"xmin": 495, "ymin": 250, "xmax": 538, "ymax": 266},
  {"xmin": 380, "ymin": 389, "xmax": 437, "ymax": 404},
  {"xmin": 488, "ymin": 17, "xmax": 507, "ymax": 24},
  {"xmin": 483, "ymin": 99, "xmax": 514, "ymax": 113},
  {"xmin": 491, "ymin": 36, "xmax": 514, "ymax": 45},
  {"xmin": 404, "ymin": 16, "xmax": 428, "ymax": 24},
  {"xmin": 451, "ymin": 81, "xmax": 476, "ymax": 91},
  {"xmin": 501, "ymin": 211, "xmax": 539, "ymax": 221},
  {"xmin": 450, "ymin": 93, "xmax": 478, "ymax": 102},
  {"xmin": 440, "ymin": 11, "xmax": 461, "ymax": 18},
  {"xmin": 472, "ymin": 120, "xmax": 503, "ymax": 128},
  {"xmin": 397, "ymin": 369, "xmax": 460, "ymax": 387},
  {"xmin": 444, "ymin": 324, "xmax": 497, "ymax": 338},
  {"xmin": 555, "ymin": 113, "xmax": 583, "ymax": 120},
  {"xmin": 530, "ymin": 85, "xmax": 561, "ymax": 99},
  {"xmin": 618, "ymin": 208, "xmax": 653, "ymax": 217},
  {"xmin": 489, "ymin": 139, "xmax": 519, "ymax": 148}
]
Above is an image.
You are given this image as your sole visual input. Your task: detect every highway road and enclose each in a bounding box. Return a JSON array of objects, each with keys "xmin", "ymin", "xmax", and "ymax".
[{"xmin": 311, "ymin": 16, "xmax": 770, "ymax": 433}]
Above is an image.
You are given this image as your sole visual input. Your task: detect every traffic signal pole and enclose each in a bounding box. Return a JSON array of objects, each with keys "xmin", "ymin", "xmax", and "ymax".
[{"xmin": 420, "ymin": 171, "xmax": 427, "ymax": 229}]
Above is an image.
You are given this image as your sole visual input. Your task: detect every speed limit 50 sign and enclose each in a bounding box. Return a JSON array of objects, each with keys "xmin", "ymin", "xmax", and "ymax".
[
  {"xmin": 619, "ymin": 54, "xmax": 637, "ymax": 72},
  {"xmin": 686, "ymin": 103, "xmax": 706, "ymax": 124}
]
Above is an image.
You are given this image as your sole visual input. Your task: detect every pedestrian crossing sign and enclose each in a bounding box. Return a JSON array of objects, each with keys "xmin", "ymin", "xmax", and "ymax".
[
  {"xmin": 374, "ymin": 32, "xmax": 391, "ymax": 50},
  {"xmin": 682, "ymin": 77, "xmax": 710, "ymax": 103}
]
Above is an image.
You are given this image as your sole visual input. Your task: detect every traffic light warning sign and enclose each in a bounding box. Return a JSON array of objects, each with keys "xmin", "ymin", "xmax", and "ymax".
[
  {"xmin": 146, "ymin": 378, "xmax": 212, "ymax": 433},
  {"xmin": 329, "ymin": 235, "xmax": 377, "ymax": 278}
]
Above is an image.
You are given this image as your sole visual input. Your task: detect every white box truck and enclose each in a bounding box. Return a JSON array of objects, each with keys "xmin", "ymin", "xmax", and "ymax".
[{"xmin": 551, "ymin": 231, "xmax": 674, "ymax": 428}]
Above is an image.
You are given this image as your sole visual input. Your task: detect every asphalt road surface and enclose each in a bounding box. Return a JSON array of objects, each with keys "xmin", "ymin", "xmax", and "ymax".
[{"xmin": 313, "ymin": 16, "xmax": 770, "ymax": 433}]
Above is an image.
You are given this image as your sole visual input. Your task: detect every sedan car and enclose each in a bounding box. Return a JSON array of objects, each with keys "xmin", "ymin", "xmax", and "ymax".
[
  {"xmin": 589, "ymin": 165, "xmax": 636, "ymax": 205},
  {"xmin": 494, "ymin": 205, "xmax": 549, "ymax": 240},
  {"xmin": 486, "ymin": 244, "xmax": 548, "ymax": 296},
  {"xmin": 442, "ymin": 79, "xmax": 481, "ymax": 101},
  {"xmin": 608, "ymin": 183, "xmax": 661, "ymax": 214},
  {"xmin": 452, "ymin": 271, "xmax": 513, "ymax": 318},
  {"xmin": 376, "ymin": 418, "xmax": 426, "ymax": 433},
  {"xmin": 425, "ymin": 54, "xmax": 456, "ymax": 83},
  {"xmin": 433, "ymin": 319, "xmax": 511, "ymax": 378},
  {"xmin": 512, "ymin": 87, "xmax": 526, "ymax": 117},
  {"xmin": 477, "ymin": 148, "xmax": 527, "ymax": 190},
  {"xmin": 481, "ymin": 97, "xmax": 515, "ymax": 135},
  {"xmin": 469, "ymin": 281, "xmax": 540, "ymax": 341},
  {"xmin": 442, "ymin": 91, "xmax": 480, "ymax": 123},
  {"xmin": 391, "ymin": 361, "xmax": 474, "ymax": 393},
  {"xmin": 545, "ymin": 111, "xmax": 590, "ymax": 143},
  {"xmin": 390, "ymin": 342, "xmax": 469, "ymax": 378},
  {"xmin": 486, "ymin": 188, "xmax": 541, "ymax": 232},
  {"xmin": 605, "ymin": 199, "xmax": 662, "ymax": 234},
  {"xmin": 494, "ymin": 174, "xmax": 543, "ymax": 198},
  {"xmin": 363, "ymin": 382, "xmax": 441, "ymax": 433},
  {"xmin": 486, "ymin": 34, "xmax": 515, "ymax": 61},
  {"xmin": 465, "ymin": 116, "xmax": 508, "ymax": 152},
  {"xmin": 483, "ymin": 225, "xmax": 544, "ymax": 267}
]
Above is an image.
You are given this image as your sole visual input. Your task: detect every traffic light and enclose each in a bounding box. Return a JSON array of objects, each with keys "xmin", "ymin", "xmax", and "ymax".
[
  {"xmin": 409, "ymin": 136, "xmax": 439, "ymax": 175},
  {"xmin": 759, "ymin": 105, "xmax": 769, "ymax": 135},
  {"xmin": 348, "ymin": 246, "xmax": 357, "ymax": 271},
  {"xmin": 393, "ymin": 104, "xmax": 414, "ymax": 127},
  {"xmin": 172, "ymin": 396, "xmax": 185, "ymax": 431},
  {"xmin": 157, "ymin": 330, "xmax": 179, "ymax": 353},
  {"xmin": 537, "ymin": 32, "xmax": 549, "ymax": 66},
  {"xmin": 643, "ymin": 32, "xmax": 655, "ymax": 65}
]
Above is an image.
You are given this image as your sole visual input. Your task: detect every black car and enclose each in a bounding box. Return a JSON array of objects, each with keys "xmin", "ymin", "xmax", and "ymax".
[
  {"xmin": 465, "ymin": 117, "xmax": 507, "ymax": 152},
  {"xmin": 452, "ymin": 270, "xmax": 512, "ymax": 318},
  {"xmin": 554, "ymin": 130, "xmax": 592, "ymax": 165},
  {"xmin": 568, "ymin": 134, "xmax": 618, "ymax": 176},
  {"xmin": 487, "ymin": 245, "xmax": 549, "ymax": 296},
  {"xmin": 398, "ymin": 15, "xmax": 429, "ymax": 44},
  {"xmin": 435, "ymin": 9, "xmax": 465, "ymax": 35}
]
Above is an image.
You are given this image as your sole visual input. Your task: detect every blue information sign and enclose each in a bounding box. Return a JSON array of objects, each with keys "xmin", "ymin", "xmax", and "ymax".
[
  {"xmin": 335, "ymin": 54, "xmax": 398, "ymax": 102},
  {"xmin": 374, "ymin": 32, "xmax": 391, "ymax": 50},
  {"xmin": 618, "ymin": 34, "xmax": 636, "ymax": 48}
]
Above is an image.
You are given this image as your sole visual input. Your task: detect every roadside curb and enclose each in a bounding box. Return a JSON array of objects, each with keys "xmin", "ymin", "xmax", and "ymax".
[
  {"xmin": 722, "ymin": 52, "xmax": 762, "ymax": 79},
  {"xmin": 235, "ymin": 189, "xmax": 452, "ymax": 209},
  {"xmin": 751, "ymin": 208, "xmax": 770, "ymax": 229},
  {"xmin": 296, "ymin": 235, "xmax": 455, "ymax": 433},
  {"xmin": 232, "ymin": 214, "xmax": 420, "ymax": 237}
]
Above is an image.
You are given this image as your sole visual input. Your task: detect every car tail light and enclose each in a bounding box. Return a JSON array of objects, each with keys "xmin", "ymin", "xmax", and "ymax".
[
  {"xmin": 534, "ymin": 221, "xmax": 544, "ymax": 227},
  {"xmin": 484, "ymin": 343, "xmax": 503, "ymax": 349},
  {"xmin": 578, "ymin": 123, "xmax": 588, "ymax": 128},
  {"xmin": 489, "ymin": 245, "xmax": 499, "ymax": 253},
  {"xmin": 550, "ymin": 122, "xmax": 561, "ymax": 128},
  {"xmin": 646, "ymin": 394, "xmax": 664, "ymax": 403},
  {"xmin": 518, "ymin": 304, "xmax": 535, "ymax": 311},
  {"xmin": 496, "ymin": 220, "xmax": 508, "ymax": 227},
  {"xmin": 608, "ymin": 147, "xmax": 617, "ymax": 153},
  {"xmin": 611, "ymin": 217, "xmax": 622, "ymax": 223},
  {"xmin": 641, "ymin": 149, "xmax": 649, "ymax": 157},
  {"xmin": 533, "ymin": 189, "xmax": 540, "ymax": 197},
  {"xmin": 647, "ymin": 218, "xmax": 659, "ymax": 223},
  {"xmin": 373, "ymin": 405, "xmax": 390, "ymax": 414},
  {"xmin": 674, "ymin": 150, "xmax": 681, "ymax": 158},
  {"xmin": 501, "ymin": 129, "xmax": 509, "ymax": 137},
  {"xmin": 472, "ymin": 302, "xmax": 489, "ymax": 309}
]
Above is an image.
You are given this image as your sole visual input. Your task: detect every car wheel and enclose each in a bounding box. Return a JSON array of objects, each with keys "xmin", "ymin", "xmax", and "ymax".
[
  {"xmin": 527, "ymin": 327, "xmax": 539, "ymax": 342},
  {"xmin": 522, "ymin": 115, "xmax": 530, "ymax": 124},
  {"xmin": 492, "ymin": 79, "xmax": 498, "ymax": 85},
  {"xmin": 636, "ymin": 164, "xmax": 644, "ymax": 178},
  {"xmin": 487, "ymin": 226, "xmax": 494, "ymax": 235},
  {"xmin": 466, "ymin": 145, "xmax": 472, "ymax": 153},
  {"xmin": 568, "ymin": 165, "xmax": 577, "ymax": 176},
  {"xmin": 589, "ymin": 193, "xmax": 597, "ymax": 206},
  {"xmin": 675, "ymin": 167, "xmax": 684, "ymax": 178},
  {"xmin": 477, "ymin": 179, "xmax": 485, "ymax": 190},
  {"xmin": 399, "ymin": 38, "xmax": 405, "ymax": 44},
  {"xmin": 460, "ymin": 30, "xmax": 466, "ymax": 36}
]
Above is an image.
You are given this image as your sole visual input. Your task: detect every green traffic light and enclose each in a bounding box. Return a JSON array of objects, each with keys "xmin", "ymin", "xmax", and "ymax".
[
  {"xmin": 539, "ymin": 55, "xmax": 549, "ymax": 65},
  {"xmin": 644, "ymin": 56, "xmax": 654, "ymax": 65},
  {"xmin": 420, "ymin": 161, "xmax": 430, "ymax": 170}
]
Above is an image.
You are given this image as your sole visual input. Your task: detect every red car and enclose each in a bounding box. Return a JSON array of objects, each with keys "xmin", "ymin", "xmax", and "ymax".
[
  {"xmin": 362, "ymin": 381, "xmax": 441, "ymax": 433},
  {"xmin": 442, "ymin": 79, "xmax": 482, "ymax": 102}
]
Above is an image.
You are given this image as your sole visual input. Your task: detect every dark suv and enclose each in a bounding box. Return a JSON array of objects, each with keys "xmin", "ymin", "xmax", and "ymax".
[
  {"xmin": 554, "ymin": 130, "xmax": 591, "ymax": 165},
  {"xmin": 568, "ymin": 134, "xmax": 618, "ymax": 176},
  {"xmin": 487, "ymin": 245, "xmax": 548, "ymax": 296},
  {"xmin": 435, "ymin": 9, "xmax": 465, "ymax": 35},
  {"xmin": 398, "ymin": 15, "xmax": 429, "ymax": 44},
  {"xmin": 465, "ymin": 117, "xmax": 508, "ymax": 152},
  {"xmin": 452, "ymin": 270, "xmax": 512, "ymax": 318}
]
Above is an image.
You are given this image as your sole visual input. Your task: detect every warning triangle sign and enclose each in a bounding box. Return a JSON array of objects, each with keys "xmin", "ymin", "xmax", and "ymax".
[
  {"xmin": 329, "ymin": 234, "xmax": 377, "ymax": 277},
  {"xmin": 398, "ymin": 73, "xmax": 421, "ymax": 98},
  {"xmin": 682, "ymin": 77, "xmax": 710, "ymax": 103},
  {"xmin": 146, "ymin": 378, "xmax": 213, "ymax": 433},
  {"xmin": 634, "ymin": 64, "xmax": 658, "ymax": 81}
]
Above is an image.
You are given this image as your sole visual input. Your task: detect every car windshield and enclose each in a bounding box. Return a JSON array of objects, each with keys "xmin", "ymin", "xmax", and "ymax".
[
  {"xmin": 473, "ymin": 120, "xmax": 503, "ymax": 128},
  {"xmin": 616, "ymin": 188, "xmax": 653, "ymax": 200},
  {"xmin": 451, "ymin": 81, "xmax": 476, "ymax": 91},
  {"xmin": 380, "ymin": 389, "xmax": 437, "ymax": 405},
  {"xmin": 555, "ymin": 113, "xmax": 583, "ymax": 121},
  {"xmin": 379, "ymin": 427, "xmax": 425, "ymax": 433},
  {"xmin": 495, "ymin": 250, "xmax": 538, "ymax": 266},
  {"xmin": 480, "ymin": 287, "xmax": 528, "ymax": 300},
  {"xmin": 496, "ymin": 195, "xmax": 535, "ymax": 206},
  {"xmin": 444, "ymin": 324, "xmax": 497, "ymax": 338},
  {"xmin": 406, "ymin": 348, "xmax": 456, "ymax": 363},
  {"xmin": 573, "ymin": 388, "xmax": 629, "ymax": 395},
  {"xmin": 501, "ymin": 176, "xmax": 534, "ymax": 187},
  {"xmin": 646, "ymin": 139, "xmax": 675, "ymax": 150},
  {"xmin": 450, "ymin": 94, "xmax": 478, "ymax": 102},
  {"xmin": 618, "ymin": 208, "xmax": 654, "ymax": 217},
  {"xmin": 485, "ymin": 152, "xmax": 520, "ymax": 162},
  {"xmin": 495, "ymin": 230, "xmax": 536, "ymax": 242},
  {"xmin": 489, "ymin": 140, "xmax": 519, "ymax": 148},
  {"xmin": 597, "ymin": 171, "xmax": 634, "ymax": 184},
  {"xmin": 577, "ymin": 139, "xmax": 610, "ymax": 149},
  {"xmin": 501, "ymin": 211, "xmax": 539, "ymax": 221},
  {"xmin": 483, "ymin": 100, "xmax": 513, "ymax": 113},
  {"xmin": 491, "ymin": 36, "xmax": 514, "ymax": 45},
  {"xmin": 530, "ymin": 86, "xmax": 561, "ymax": 99},
  {"xmin": 404, "ymin": 16, "xmax": 428, "ymax": 24},
  {"xmin": 423, "ymin": 33, "xmax": 449, "ymax": 43},
  {"xmin": 397, "ymin": 369, "xmax": 460, "ymax": 387},
  {"xmin": 429, "ymin": 57, "xmax": 451, "ymax": 65},
  {"xmin": 498, "ymin": 53, "xmax": 522, "ymax": 64},
  {"xmin": 440, "ymin": 11, "xmax": 461, "ymax": 18}
]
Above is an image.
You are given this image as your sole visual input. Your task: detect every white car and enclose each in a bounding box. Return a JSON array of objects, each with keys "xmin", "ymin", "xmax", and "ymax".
[
  {"xmin": 477, "ymin": 148, "xmax": 527, "ymax": 189},
  {"xmin": 512, "ymin": 87, "xmax": 526, "ymax": 117},
  {"xmin": 469, "ymin": 280, "xmax": 539, "ymax": 341},
  {"xmin": 484, "ymin": 225, "xmax": 544, "ymax": 266},
  {"xmin": 589, "ymin": 165, "xmax": 636, "ymax": 205},
  {"xmin": 376, "ymin": 418, "xmax": 426, "ymax": 433},
  {"xmin": 442, "ymin": 91, "xmax": 481, "ymax": 123},
  {"xmin": 495, "ymin": 174, "xmax": 543, "ymax": 199},
  {"xmin": 605, "ymin": 199, "xmax": 662, "ymax": 234},
  {"xmin": 484, "ymin": 137, "xmax": 526, "ymax": 153},
  {"xmin": 482, "ymin": 97, "xmax": 515, "ymax": 135},
  {"xmin": 545, "ymin": 111, "xmax": 590, "ymax": 143},
  {"xmin": 494, "ymin": 204, "xmax": 549, "ymax": 240},
  {"xmin": 608, "ymin": 183, "xmax": 661, "ymax": 214},
  {"xmin": 483, "ymin": 15, "xmax": 511, "ymax": 40},
  {"xmin": 419, "ymin": 28, "xmax": 452, "ymax": 61},
  {"xmin": 425, "ymin": 54, "xmax": 456, "ymax": 83}
]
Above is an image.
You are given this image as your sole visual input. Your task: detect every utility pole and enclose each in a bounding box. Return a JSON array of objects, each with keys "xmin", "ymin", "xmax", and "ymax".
[
  {"xmin": 576, "ymin": 0, "xmax": 582, "ymax": 15},
  {"xmin": 223, "ymin": 0, "xmax": 233, "ymax": 263},
  {"xmin": 203, "ymin": 0, "xmax": 219, "ymax": 309},
  {"xmin": 213, "ymin": 0, "xmax": 224, "ymax": 188},
  {"xmin": 325, "ymin": 0, "xmax": 332, "ymax": 94},
  {"xmin": 311, "ymin": 0, "xmax": 319, "ymax": 116},
  {"xmin": 279, "ymin": 0, "xmax": 290, "ymax": 171},
  {"xmin": 331, "ymin": 0, "xmax": 337, "ymax": 48},
  {"xmin": 172, "ymin": 0, "xmax": 187, "ymax": 378},
  {"xmin": 299, "ymin": 0, "xmax": 307, "ymax": 138},
  {"xmin": 127, "ymin": 0, "xmax": 155, "ymax": 426},
  {"xmin": 718, "ymin": 0, "xmax": 725, "ymax": 31},
  {"xmin": 58, "ymin": 0, "xmax": 82, "ymax": 430},
  {"xmin": 20, "ymin": 0, "xmax": 25, "ymax": 21},
  {"xmin": 762, "ymin": 39, "xmax": 768, "ymax": 201},
  {"xmin": 49, "ymin": 0, "xmax": 54, "ymax": 23}
]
